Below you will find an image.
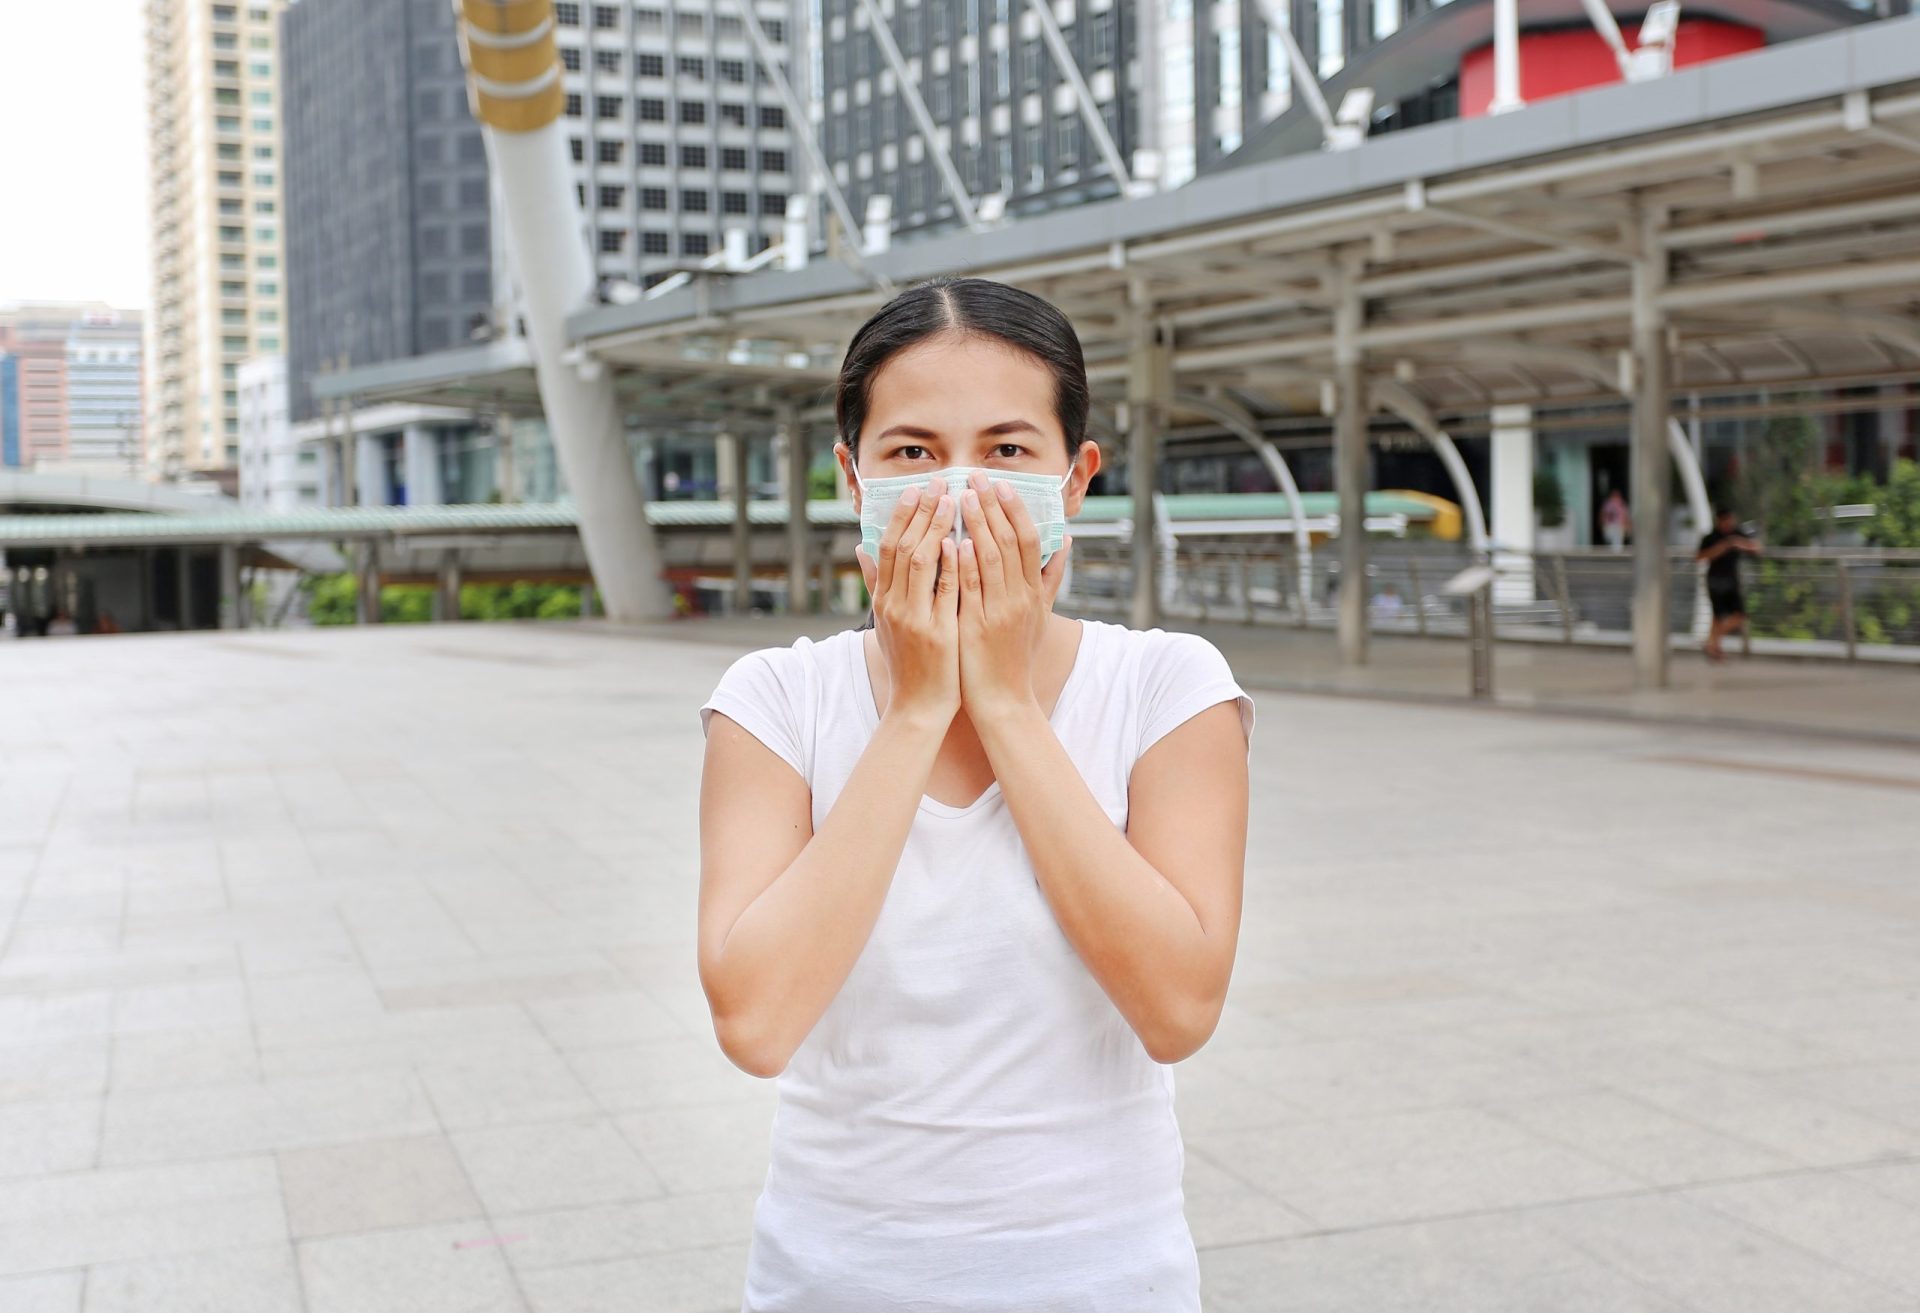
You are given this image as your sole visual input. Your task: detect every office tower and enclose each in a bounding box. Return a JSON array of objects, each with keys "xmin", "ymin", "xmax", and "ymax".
[
  {"xmin": 0, "ymin": 303, "xmax": 145, "ymax": 473},
  {"xmin": 280, "ymin": 0, "xmax": 495, "ymax": 424},
  {"xmin": 145, "ymin": 0, "xmax": 290, "ymax": 478}
]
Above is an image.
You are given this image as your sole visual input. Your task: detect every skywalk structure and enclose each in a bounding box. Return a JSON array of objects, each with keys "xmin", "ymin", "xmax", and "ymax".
[{"xmin": 316, "ymin": 4, "xmax": 1920, "ymax": 687}]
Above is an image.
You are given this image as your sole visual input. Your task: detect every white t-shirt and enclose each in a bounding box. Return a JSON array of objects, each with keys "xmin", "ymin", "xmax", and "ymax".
[{"xmin": 699, "ymin": 618, "xmax": 1255, "ymax": 1313}]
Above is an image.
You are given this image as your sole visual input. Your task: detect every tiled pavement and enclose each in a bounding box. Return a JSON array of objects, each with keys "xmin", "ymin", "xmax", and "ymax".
[{"xmin": 2, "ymin": 619, "xmax": 1918, "ymax": 1312}]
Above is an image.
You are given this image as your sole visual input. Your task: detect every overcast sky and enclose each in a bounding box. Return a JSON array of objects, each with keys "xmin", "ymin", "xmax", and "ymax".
[{"xmin": 0, "ymin": 0, "xmax": 151, "ymax": 309}]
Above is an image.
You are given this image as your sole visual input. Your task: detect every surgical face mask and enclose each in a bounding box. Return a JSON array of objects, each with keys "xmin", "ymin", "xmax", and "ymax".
[{"xmin": 849, "ymin": 463, "xmax": 1072, "ymax": 567}]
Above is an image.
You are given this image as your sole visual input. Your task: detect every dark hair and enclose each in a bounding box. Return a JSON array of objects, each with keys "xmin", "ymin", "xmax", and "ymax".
[
  {"xmin": 835, "ymin": 276, "xmax": 1090, "ymax": 460},
  {"xmin": 842, "ymin": 278, "xmax": 1087, "ymax": 631}
]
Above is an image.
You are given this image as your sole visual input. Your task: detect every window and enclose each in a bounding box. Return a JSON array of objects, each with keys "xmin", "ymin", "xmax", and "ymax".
[
  {"xmin": 592, "ymin": 4, "xmax": 619, "ymax": 28},
  {"xmin": 213, "ymin": 5, "xmax": 236, "ymax": 20},
  {"xmin": 760, "ymin": 191, "xmax": 788, "ymax": 215},
  {"xmin": 598, "ymin": 184, "xmax": 626, "ymax": 209},
  {"xmin": 718, "ymin": 58, "xmax": 746, "ymax": 83},
  {"xmin": 254, "ymin": 199, "xmax": 275, "ymax": 214},
  {"xmin": 680, "ymin": 144, "xmax": 707, "ymax": 168},
  {"xmin": 215, "ymin": 59, "xmax": 240, "ymax": 78},
  {"xmin": 218, "ymin": 170, "xmax": 243, "ymax": 188},
  {"xmin": 758, "ymin": 105, "xmax": 785, "ymax": 129},
  {"xmin": 765, "ymin": 18, "xmax": 786, "ymax": 42},
  {"xmin": 253, "ymin": 143, "xmax": 273, "ymax": 159},
  {"xmin": 681, "ymin": 188, "xmax": 710, "ymax": 212},
  {"xmin": 216, "ymin": 115, "xmax": 241, "ymax": 132},
  {"xmin": 219, "ymin": 225, "xmax": 244, "ymax": 242},
  {"xmin": 251, "ymin": 116, "xmax": 272, "ymax": 132},
  {"xmin": 638, "ymin": 97, "xmax": 666, "ymax": 121},
  {"xmin": 594, "ymin": 49, "xmax": 621, "ymax": 73},
  {"xmin": 642, "ymin": 231, "xmax": 670, "ymax": 254},
  {"xmin": 597, "ymin": 139, "xmax": 624, "ymax": 163},
  {"xmin": 722, "ymin": 190, "xmax": 749, "ymax": 214},
  {"xmin": 555, "ymin": 1, "xmax": 580, "ymax": 23},
  {"xmin": 639, "ymin": 141, "xmax": 667, "ymax": 165},
  {"xmin": 721, "ymin": 146, "xmax": 748, "ymax": 169},
  {"xmin": 635, "ymin": 8, "xmax": 665, "ymax": 31},
  {"xmin": 676, "ymin": 11, "xmax": 704, "ymax": 34},
  {"xmin": 561, "ymin": 46, "xmax": 582, "ymax": 71},
  {"xmin": 719, "ymin": 102, "xmax": 747, "ymax": 126},
  {"xmin": 565, "ymin": 93, "xmax": 583, "ymax": 117},
  {"xmin": 220, "ymin": 281, "xmax": 245, "ymax": 297},
  {"xmin": 677, "ymin": 55, "xmax": 706, "ymax": 79},
  {"xmin": 257, "ymin": 280, "xmax": 277, "ymax": 296},
  {"xmin": 570, "ymin": 136, "xmax": 586, "ymax": 161},
  {"xmin": 257, "ymin": 254, "xmax": 277, "ymax": 268},
  {"xmin": 595, "ymin": 95, "xmax": 624, "ymax": 119},
  {"xmin": 249, "ymin": 61, "xmax": 270, "ymax": 77},
  {"xmin": 637, "ymin": 52, "xmax": 665, "ymax": 77},
  {"xmin": 1056, "ymin": 116, "xmax": 1079, "ymax": 164},
  {"xmin": 682, "ymin": 232, "xmax": 710, "ymax": 256},
  {"xmin": 717, "ymin": 15, "xmax": 744, "ymax": 37},
  {"xmin": 599, "ymin": 228, "xmax": 627, "ymax": 252},
  {"xmin": 460, "ymin": 177, "xmax": 487, "ymax": 206},
  {"xmin": 253, "ymin": 170, "xmax": 273, "ymax": 186},
  {"xmin": 679, "ymin": 101, "xmax": 706, "ymax": 124},
  {"xmin": 758, "ymin": 148, "xmax": 787, "ymax": 172},
  {"xmin": 641, "ymin": 186, "xmax": 668, "ymax": 210},
  {"xmin": 461, "ymin": 223, "xmax": 487, "ymax": 253}
]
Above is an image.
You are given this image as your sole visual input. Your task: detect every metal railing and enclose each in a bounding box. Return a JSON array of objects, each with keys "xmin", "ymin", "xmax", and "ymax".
[{"xmin": 1060, "ymin": 540, "xmax": 1920, "ymax": 662}]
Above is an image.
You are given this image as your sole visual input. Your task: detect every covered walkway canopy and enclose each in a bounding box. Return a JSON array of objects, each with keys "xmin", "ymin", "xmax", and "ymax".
[{"xmin": 322, "ymin": 18, "xmax": 1920, "ymax": 687}]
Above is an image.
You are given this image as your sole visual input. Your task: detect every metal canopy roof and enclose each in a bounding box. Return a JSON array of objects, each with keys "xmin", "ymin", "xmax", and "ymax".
[{"xmin": 558, "ymin": 18, "xmax": 1920, "ymax": 435}]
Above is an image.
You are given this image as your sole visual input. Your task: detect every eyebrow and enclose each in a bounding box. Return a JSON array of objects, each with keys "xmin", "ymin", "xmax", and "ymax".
[{"xmin": 873, "ymin": 419, "xmax": 1045, "ymax": 441}]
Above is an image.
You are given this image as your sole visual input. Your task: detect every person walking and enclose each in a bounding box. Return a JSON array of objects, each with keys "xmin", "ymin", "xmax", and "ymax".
[
  {"xmin": 697, "ymin": 277, "xmax": 1254, "ymax": 1312},
  {"xmin": 1696, "ymin": 507, "xmax": 1762, "ymax": 662},
  {"xmin": 1600, "ymin": 488, "xmax": 1632, "ymax": 552}
]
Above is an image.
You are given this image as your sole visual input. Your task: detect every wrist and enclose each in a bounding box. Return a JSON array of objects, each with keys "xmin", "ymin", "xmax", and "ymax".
[
  {"xmin": 968, "ymin": 692, "xmax": 1047, "ymax": 738},
  {"xmin": 880, "ymin": 700, "xmax": 956, "ymax": 739}
]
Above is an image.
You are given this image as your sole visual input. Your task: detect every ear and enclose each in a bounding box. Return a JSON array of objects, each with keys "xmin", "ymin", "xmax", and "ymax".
[
  {"xmin": 834, "ymin": 440, "xmax": 861, "ymax": 513},
  {"xmin": 1063, "ymin": 441, "xmax": 1101, "ymax": 515}
]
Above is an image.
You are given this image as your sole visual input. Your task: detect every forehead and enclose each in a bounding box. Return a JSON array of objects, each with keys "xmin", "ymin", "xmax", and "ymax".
[{"xmin": 866, "ymin": 334, "xmax": 1055, "ymax": 413}]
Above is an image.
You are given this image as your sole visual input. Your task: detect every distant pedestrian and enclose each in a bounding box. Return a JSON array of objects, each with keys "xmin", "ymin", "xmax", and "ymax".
[
  {"xmin": 1696, "ymin": 508, "xmax": 1761, "ymax": 663},
  {"xmin": 1600, "ymin": 489, "xmax": 1631, "ymax": 552}
]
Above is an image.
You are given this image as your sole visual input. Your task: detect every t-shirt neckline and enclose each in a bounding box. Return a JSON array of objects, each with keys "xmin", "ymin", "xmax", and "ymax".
[{"xmin": 848, "ymin": 618, "xmax": 1096, "ymax": 819}]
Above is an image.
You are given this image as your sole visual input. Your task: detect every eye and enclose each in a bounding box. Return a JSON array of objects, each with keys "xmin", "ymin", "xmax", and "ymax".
[
  {"xmin": 992, "ymin": 443, "xmax": 1027, "ymax": 459},
  {"xmin": 894, "ymin": 445, "xmax": 931, "ymax": 461}
]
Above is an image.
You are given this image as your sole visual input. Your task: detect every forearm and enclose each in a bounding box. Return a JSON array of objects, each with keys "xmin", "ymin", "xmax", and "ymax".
[
  {"xmin": 711, "ymin": 709, "xmax": 946, "ymax": 1070},
  {"xmin": 976, "ymin": 702, "xmax": 1216, "ymax": 1060}
]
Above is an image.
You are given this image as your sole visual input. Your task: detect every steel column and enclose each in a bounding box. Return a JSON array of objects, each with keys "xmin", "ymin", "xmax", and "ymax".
[
  {"xmin": 1631, "ymin": 214, "xmax": 1672, "ymax": 689},
  {"xmin": 1334, "ymin": 269, "xmax": 1369, "ymax": 666}
]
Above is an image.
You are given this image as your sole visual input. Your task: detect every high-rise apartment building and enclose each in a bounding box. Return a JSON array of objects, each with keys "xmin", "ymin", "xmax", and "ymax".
[
  {"xmin": 0, "ymin": 303, "xmax": 145, "ymax": 473},
  {"xmin": 814, "ymin": 0, "xmax": 1135, "ymax": 235},
  {"xmin": 0, "ymin": 353, "xmax": 18, "ymax": 469},
  {"xmin": 549, "ymin": 0, "xmax": 805, "ymax": 285},
  {"xmin": 145, "ymin": 0, "xmax": 290, "ymax": 477}
]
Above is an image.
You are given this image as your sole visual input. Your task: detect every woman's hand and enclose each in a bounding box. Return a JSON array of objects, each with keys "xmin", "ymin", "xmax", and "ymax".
[
  {"xmin": 955, "ymin": 470, "xmax": 1072, "ymax": 721},
  {"xmin": 855, "ymin": 474, "xmax": 961, "ymax": 727}
]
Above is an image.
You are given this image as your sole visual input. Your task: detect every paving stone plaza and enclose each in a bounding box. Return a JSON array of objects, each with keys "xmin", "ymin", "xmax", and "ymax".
[{"xmin": 3, "ymin": 620, "xmax": 1919, "ymax": 1312}]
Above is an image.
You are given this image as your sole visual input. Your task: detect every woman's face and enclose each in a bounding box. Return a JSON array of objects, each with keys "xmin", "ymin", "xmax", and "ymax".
[{"xmin": 835, "ymin": 332, "xmax": 1100, "ymax": 515}]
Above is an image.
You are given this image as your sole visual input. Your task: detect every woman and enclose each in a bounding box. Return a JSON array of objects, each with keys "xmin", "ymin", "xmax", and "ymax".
[{"xmin": 697, "ymin": 276, "xmax": 1254, "ymax": 1312}]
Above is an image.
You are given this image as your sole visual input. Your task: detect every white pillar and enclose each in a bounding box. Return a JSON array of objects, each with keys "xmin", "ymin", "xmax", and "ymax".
[
  {"xmin": 1490, "ymin": 0, "xmax": 1526, "ymax": 115},
  {"xmin": 458, "ymin": 0, "xmax": 672, "ymax": 621},
  {"xmin": 355, "ymin": 431, "xmax": 385, "ymax": 507},
  {"xmin": 1490, "ymin": 403, "xmax": 1535, "ymax": 605},
  {"xmin": 403, "ymin": 424, "xmax": 444, "ymax": 507}
]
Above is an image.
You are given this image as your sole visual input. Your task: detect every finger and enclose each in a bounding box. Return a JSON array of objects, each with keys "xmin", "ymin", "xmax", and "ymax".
[
  {"xmin": 958, "ymin": 536, "xmax": 983, "ymax": 619},
  {"xmin": 875, "ymin": 483, "xmax": 922, "ymax": 600},
  {"xmin": 980, "ymin": 476, "xmax": 1023, "ymax": 595},
  {"xmin": 905, "ymin": 492, "xmax": 954, "ymax": 609},
  {"xmin": 996, "ymin": 479, "xmax": 1043, "ymax": 594},
  {"xmin": 887, "ymin": 479, "xmax": 943, "ymax": 610},
  {"xmin": 961, "ymin": 478, "xmax": 1006, "ymax": 603},
  {"xmin": 855, "ymin": 545, "xmax": 877, "ymax": 596},
  {"xmin": 1040, "ymin": 534, "xmax": 1072, "ymax": 609},
  {"xmin": 934, "ymin": 538, "xmax": 959, "ymax": 625}
]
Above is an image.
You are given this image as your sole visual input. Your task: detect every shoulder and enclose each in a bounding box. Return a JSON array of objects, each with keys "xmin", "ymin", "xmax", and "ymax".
[
  {"xmin": 1091, "ymin": 622, "xmax": 1253, "ymax": 756},
  {"xmin": 701, "ymin": 629, "xmax": 860, "ymax": 781}
]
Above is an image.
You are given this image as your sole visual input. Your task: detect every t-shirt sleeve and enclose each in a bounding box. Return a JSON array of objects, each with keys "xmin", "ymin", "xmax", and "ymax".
[
  {"xmin": 1136, "ymin": 630, "xmax": 1255, "ymax": 760},
  {"xmin": 699, "ymin": 647, "xmax": 810, "ymax": 782}
]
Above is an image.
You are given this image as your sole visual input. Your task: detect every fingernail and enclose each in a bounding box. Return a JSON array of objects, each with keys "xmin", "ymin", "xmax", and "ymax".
[
  {"xmin": 965, "ymin": 489, "xmax": 980, "ymax": 510},
  {"xmin": 901, "ymin": 486, "xmax": 920, "ymax": 507},
  {"xmin": 970, "ymin": 471, "xmax": 989, "ymax": 490},
  {"xmin": 994, "ymin": 480, "xmax": 1014, "ymax": 502},
  {"xmin": 938, "ymin": 493, "xmax": 952, "ymax": 514}
]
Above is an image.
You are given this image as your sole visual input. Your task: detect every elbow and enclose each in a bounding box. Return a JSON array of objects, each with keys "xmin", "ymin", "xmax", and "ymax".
[
  {"xmin": 712, "ymin": 1010, "xmax": 791, "ymax": 1080},
  {"xmin": 1139, "ymin": 994, "xmax": 1225, "ymax": 1066}
]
